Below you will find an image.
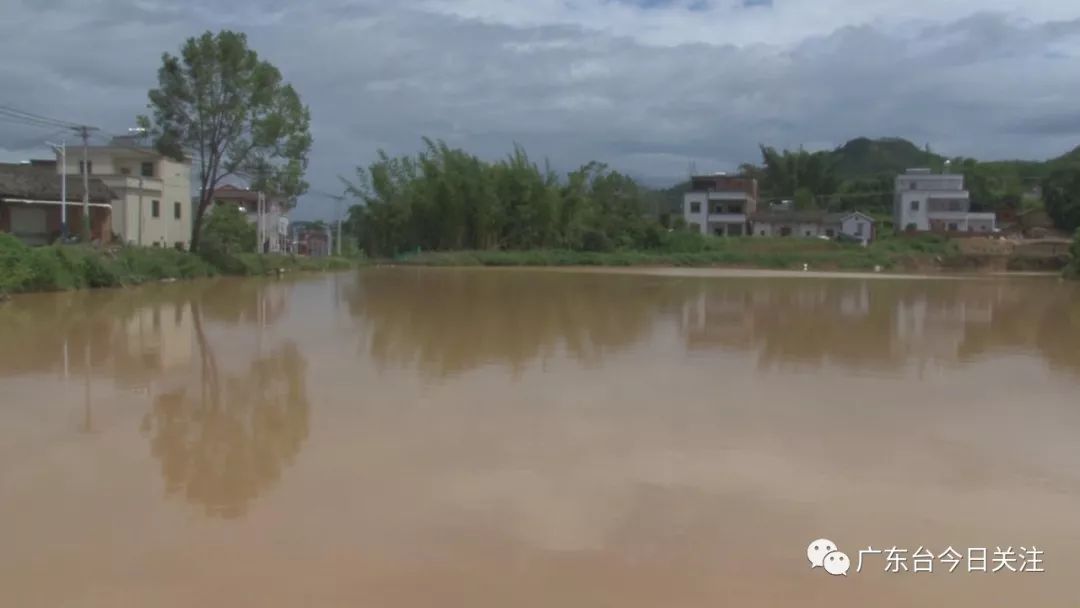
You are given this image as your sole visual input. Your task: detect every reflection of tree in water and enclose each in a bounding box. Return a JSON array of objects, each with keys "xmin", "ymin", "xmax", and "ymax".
[
  {"xmin": 346, "ymin": 269, "xmax": 690, "ymax": 377},
  {"xmin": 957, "ymin": 281, "xmax": 1080, "ymax": 377},
  {"xmin": 140, "ymin": 302, "xmax": 310, "ymax": 519},
  {"xmin": 344, "ymin": 269, "xmax": 1080, "ymax": 378}
]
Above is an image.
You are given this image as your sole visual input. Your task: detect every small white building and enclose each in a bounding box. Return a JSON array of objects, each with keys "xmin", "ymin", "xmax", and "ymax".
[
  {"xmin": 54, "ymin": 135, "xmax": 192, "ymax": 249},
  {"xmin": 752, "ymin": 211, "xmax": 876, "ymax": 244},
  {"xmin": 894, "ymin": 168, "xmax": 996, "ymax": 233},
  {"xmin": 683, "ymin": 174, "xmax": 759, "ymax": 237}
]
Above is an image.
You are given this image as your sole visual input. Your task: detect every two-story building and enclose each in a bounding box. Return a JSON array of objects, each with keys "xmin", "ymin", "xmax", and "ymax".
[
  {"xmin": 682, "ymin": 173, "xmax": 759, "ymax": 237},
  {"xmin": 55, "ymin": 135, "xmax": 192, "ymax": 249},
  {"xmin": 894, "ymin": 168, "xmax": 996, "ymax": 234}
]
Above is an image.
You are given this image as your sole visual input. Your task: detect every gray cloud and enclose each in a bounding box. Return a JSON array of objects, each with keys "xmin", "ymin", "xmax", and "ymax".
[{"xmin": 1, "ymin": 1, "xmax": 1079, "ymax": 218}]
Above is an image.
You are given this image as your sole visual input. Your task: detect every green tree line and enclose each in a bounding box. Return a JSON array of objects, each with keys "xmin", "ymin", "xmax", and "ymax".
[{"xmin": 343, "ymin": 139, "xmax": 664, "ymax": 256}]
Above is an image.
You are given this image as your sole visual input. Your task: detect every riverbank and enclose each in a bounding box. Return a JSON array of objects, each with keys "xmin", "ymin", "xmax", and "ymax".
[
  {"xmin": 393, "ymin": 235, "xmax": 1070, "ymax": 274},
  {"xmin": 0, "ymin": 234, "xmax": 354, "ymax": 295}
]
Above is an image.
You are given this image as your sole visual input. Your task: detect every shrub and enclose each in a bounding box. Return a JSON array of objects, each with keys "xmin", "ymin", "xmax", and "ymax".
[
  {"xmin": 1067, "ymin": 228, "xmax": 1080, "ymax": 279},
  {"xmin": 0, "ymin": 234, "xmax": 34, "ymax": 293}
]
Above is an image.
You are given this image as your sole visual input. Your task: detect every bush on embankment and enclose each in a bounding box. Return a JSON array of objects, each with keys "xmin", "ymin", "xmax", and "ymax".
[
  {"xmin": 394, "ymin": 233, "xmax": 954, "ymax": 272},
  {"xmin": 1066, "ymin": 228, "xmax": 1080, "ymax": 279},
  {"xmin": 0, "ymin": 234, "xmax": 354, "ymax": 295}
]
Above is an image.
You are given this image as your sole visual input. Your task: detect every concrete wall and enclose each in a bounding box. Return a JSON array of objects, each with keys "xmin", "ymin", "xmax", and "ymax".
[
  {"xmin": 0, "ymin": 202, "xmax": 111, "ymax": 244},
  {"xmin": 683, "ymin": 192, "xmax": 709, "ymax": 234},
  {"xmin": 754, "ymin": 222, "xmax": 824, "ymax": 238}
]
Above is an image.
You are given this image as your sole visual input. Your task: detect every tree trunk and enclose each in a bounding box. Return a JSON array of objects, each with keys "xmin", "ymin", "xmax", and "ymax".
[{"xmin": 190, "ymin": 195, "xmax": 212, "ymax": 252}]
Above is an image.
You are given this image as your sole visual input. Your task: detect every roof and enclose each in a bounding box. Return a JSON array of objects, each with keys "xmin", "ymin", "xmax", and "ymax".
[
  {"xmin": 212, "ymin": 184, "xmax": 286, "ymax": 205},
  {"xmin": 0, "ymin": 163, "xmax": 114, "ymax": 203}
]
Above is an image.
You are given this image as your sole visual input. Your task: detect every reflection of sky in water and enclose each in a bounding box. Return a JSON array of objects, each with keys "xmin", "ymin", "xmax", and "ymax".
[{"xmin": 1, "ymin": 270, "xmax": 1079, "ymax": 608}]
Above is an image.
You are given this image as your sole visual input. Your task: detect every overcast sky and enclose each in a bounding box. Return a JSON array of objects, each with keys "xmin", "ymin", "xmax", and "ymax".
[{"xmin": 1, "ymin": 0, "xmax": 1078, "ymax": 219}]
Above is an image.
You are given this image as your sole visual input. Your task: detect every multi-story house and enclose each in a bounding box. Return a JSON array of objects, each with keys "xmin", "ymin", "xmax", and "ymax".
[
  {"xmin": 894, "ymin": 168, "xmax": 996, "ymax": 233},
  {"xmin": 55, "ymin": 135, "xmax": 192, "ymax": 248},
  {"xmin": 682, "ymin": 173, "xmax": 759, "ymax": 237}
]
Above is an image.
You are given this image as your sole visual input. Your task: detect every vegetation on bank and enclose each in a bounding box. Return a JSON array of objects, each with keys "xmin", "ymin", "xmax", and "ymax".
[
  {"xmin": 1067, "ymin": 229, "xmax": 1080, "ymax": 279},
  {"xmin": 0, "ymin": 234, "xmax": 352, "ymax": 295},
  {"xmin": 394, "ymin": 233, "xmax": 965, "ymax": 272},
  {"xmin": 343, "ymin": 140, "xmax": 664, "ymax": 257}
]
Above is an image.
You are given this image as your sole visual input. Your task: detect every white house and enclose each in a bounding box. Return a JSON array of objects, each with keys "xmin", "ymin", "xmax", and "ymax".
[
  {"xmin": 683, "ymin": 174, "xmax": 759, "ymax": 237},
  {"xmin": 894, "ymin": 168, "xmax": 996, "ymax": 233},
  {"xmin": 55, "ymin": 135, "xmax": 192, "ymax": 248},
  {"xmin": 752, "ymin": 211, "xmax": 876, "ymax": 244}
]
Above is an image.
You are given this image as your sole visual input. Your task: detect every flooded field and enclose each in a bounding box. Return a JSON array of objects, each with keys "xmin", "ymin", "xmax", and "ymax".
[{"xmin": 1, "ymin": 268, "xmax": 1079, "ymax": 607}]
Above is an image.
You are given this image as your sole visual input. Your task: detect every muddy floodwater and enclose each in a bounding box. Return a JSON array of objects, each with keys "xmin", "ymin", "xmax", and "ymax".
[{"xmin": 2, "ymin": 267, "xmax": 1079, "ymax": 607}]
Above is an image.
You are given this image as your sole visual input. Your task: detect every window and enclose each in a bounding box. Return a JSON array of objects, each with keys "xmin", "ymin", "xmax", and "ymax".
[
  {"xmin": 714, "ymin": 226, "xmax": 725, "ymax": 237},
  {"xmin": 690, "ymin": 202, "xmax": 701, "ymax": 213},
  {"xmin": 141, "ymin": 161, "xmax": 155, "ymax": 177},
  {"xmin": 151, "ymin": 200, "xmax": 160, "ymax": 218},
  {"xmin": 910, "ymin": 200, "xmax": 920, "ymax": 212},
  {"xmin": 909, "ymin": 181, "xmax": 917, "ymax": 190},
  {"xmin": 713, "ymin": 203, "xmax": 723, "ymax": 214},
  {"xmin": 174, "ymin": 202, "xmax": 182, "ymax": 220},
  {"xmin": 825, "ymin": 229, "xmax": 835, "ymax": 238},
  {"xmin": 948, "ymin": 222, "xmax": 959, "ymax": 231},
  {"xmin": 804, "ymin": 230, "xmax": 813, "ymax": 237},
  {"xmin": 120, "ymin": 167, "xmax": 131, "ymax": 176},
  {"xmin": 79, "ymin": 160, "xmax": 92, "ymax": 175}
]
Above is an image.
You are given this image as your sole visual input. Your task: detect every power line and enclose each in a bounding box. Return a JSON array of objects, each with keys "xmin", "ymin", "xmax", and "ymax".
[
  {"xmin": 0, "ymin": 104, "xmax": 84, "ymax": 129},
  {"xmin": 0, "ymin": 111, "xmax": 71, "ymax": 130}
]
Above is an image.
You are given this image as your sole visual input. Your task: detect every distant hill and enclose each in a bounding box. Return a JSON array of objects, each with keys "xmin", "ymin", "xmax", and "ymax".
[
  {"xmin": 653, "ymin": 137, "xmax": 1080, "ymax": 218},
  {"xmin": 828, "ymin": 137, "xmax": 946, "ymax": 178},
  {"xmin": 980, "ymin": 145, "xmax": 1080, "ymax": 181}
]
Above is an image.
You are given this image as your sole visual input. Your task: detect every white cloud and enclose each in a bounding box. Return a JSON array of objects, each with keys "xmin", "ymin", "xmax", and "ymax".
[{"xmin": 1, "ymin": 0, "xmax": 1079, "ymax": 219}]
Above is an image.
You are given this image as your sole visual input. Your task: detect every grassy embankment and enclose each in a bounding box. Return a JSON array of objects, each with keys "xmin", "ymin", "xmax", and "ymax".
[
  {"xmin": 0, "ymin": 234, "xmax": 354, "ymax": 295},
  {"xmin": 396, "ymin": 231, "xmax": 1076, "ymax": 274},
  {"xmin": 393, "ymin": 232, "xmax": 972, "ymax": 271}
]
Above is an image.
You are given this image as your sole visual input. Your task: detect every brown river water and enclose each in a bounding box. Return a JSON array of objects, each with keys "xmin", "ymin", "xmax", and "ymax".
[{"xmin": 1, "ymin": 267, "xmax": 1079, "ymax": 607}]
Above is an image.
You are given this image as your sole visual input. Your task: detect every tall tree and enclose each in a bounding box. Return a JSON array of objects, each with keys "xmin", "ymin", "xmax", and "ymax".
[
  {"xmin": 1043, "ymin": 167, "xmax": 1080, "ymax": 232},
  {"xmin": 139, "ymin": 30, "xmax": 312, "ymax": 251}
]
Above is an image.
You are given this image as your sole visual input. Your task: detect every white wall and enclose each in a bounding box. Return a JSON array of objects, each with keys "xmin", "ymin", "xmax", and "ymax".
[
  {"xmin": 753, "ymin": 222, "xmax": 823, "ymax": 237},
  {"xmin": 683, "ymin": 192, "xmax": 708, "ymax": 234},
  {"xmin": 840, "ymin": 216, "xmax": 872, "ymax": 242}
]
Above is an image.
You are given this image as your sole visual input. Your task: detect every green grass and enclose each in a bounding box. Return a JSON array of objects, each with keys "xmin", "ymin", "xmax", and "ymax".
[
  {"xmin": 394, "ymin": 233, "xmax": 959, "ymax": 272},
  {"xmin": 0, "ymin": 233, "xmax": 356, "ymax": 295}
]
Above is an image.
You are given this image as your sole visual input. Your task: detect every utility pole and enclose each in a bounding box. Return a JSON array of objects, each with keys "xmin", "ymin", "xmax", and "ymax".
[
  {"xmin": 47, "ymin": 140, "xmax": 67, "ymax": 240},
  {"xmin": 77, "ymin": 125, "xmax": 96, "ymax": 242},
  {"xmin": 336, "ymin": 197, "xmax": 342, "ymax": 256},
  {"xmin": 257, "ymin": 191, "xmax": 265, "ymax": 254},
  {"xmin": 138, "ymin": 175, "xmax": 144, "ymax": 245}
]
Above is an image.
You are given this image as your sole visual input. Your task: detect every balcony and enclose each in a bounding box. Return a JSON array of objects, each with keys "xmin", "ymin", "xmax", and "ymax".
[
  {"xmin": 707, "ymin": 192, "xmax": 749, "ymax": 201},
  {"xmin": 707, "ymin": 213, "xmax": 746, "ymax": 223},
  {"xmin": 98, "ymin": 175, "xmax": 163, "ymax": 193}
]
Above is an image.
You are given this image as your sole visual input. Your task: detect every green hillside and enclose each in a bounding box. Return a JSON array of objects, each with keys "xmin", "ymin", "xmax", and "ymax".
[{"xmin": 829, "ymin": 137, "xmax": 946, "ymax": 178}]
